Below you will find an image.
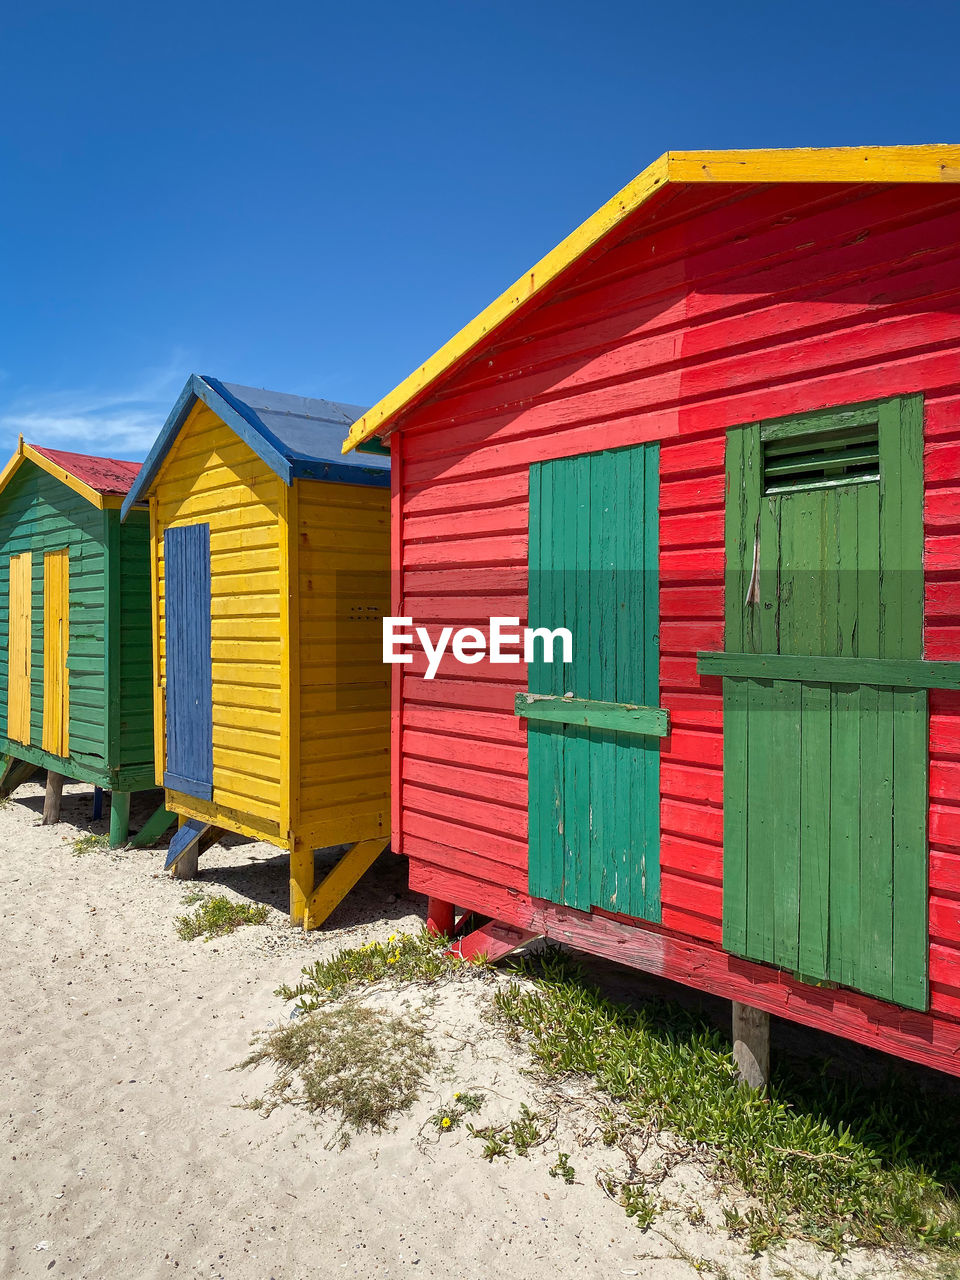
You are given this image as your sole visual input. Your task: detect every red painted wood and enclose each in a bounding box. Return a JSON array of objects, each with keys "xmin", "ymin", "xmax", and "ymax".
[
  {"xmin": 391, "ymin": 436, "xmax": 404, "ymax": 852},
  {"xmin": 426, "ymin": 897, "xmax": 456, "ymax": 938},
  {"xmin": 450, "ymin": 920, "xmax": 541, "ymax": 962},
  {"xmin": 408, "ymin": 858, "xmax": 960, "ymax": 1078},
  {"xmin": 391, "ymin": 183, "xmax": 960, "ymax": 1071}
]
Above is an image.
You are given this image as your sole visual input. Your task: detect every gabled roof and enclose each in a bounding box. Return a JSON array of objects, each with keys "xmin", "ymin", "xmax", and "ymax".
[
  {"xmin": 0, "ymin": 438, "xmax": 142, "ymax": 510},
  {"xmin": 342, "ymin": 143, "xmax": 960, "ymax": 453},
  {"xmin": 121, "ymin": 374, "xmax": 389, "ymax": 519}
]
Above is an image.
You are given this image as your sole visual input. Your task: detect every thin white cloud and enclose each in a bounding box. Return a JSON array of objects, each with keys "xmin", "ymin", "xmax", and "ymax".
[{"xmin": 0, "ymin": 360, "xmax": 188, "ymax": 460}]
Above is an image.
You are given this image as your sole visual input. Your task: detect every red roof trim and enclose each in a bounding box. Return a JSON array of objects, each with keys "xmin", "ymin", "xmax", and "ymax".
[{"xmin": 30, "ymin": 445, "xmax": 142, "ymax": 496}]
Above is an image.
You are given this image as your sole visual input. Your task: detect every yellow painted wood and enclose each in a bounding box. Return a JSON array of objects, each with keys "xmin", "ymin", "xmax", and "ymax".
[
  {"xmin": 149, "ymin": 497, "xmax": 164, "ymax": 786},
  {"xmin": 0, "ymin": 439, "xmax": 121, "ymax": 509},
  {"xmin": 303, "ymin": 836, "xmax": 390, "ymax": 931},
  {"xmin": 289, "ymin": 842, "xmax": 313, "ymax": 926},
  {"xmin": 153, "ymin": 401, "xmax": 286, "ymax": 836},
  {"xmin": 342, "ymin": 144, "xmax": 960, "ymax": 453},
  {"xmin": 7, "ymin": 551, "xmax": 31, "ymax": 745},
  {"xmin": 296, "ymin": 478, "xmax": 390, "ymax": 842},
  {"xmin": 42, "ymin": 548, "xmax": 69, "ymax": 758},
  {"xmin": 281, "ymin": 481, "xmax": 300, "ymax": 840}
]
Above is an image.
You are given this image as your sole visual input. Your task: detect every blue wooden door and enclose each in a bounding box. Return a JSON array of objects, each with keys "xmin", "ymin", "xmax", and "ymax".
[{"xmin": 164, "ymin": 523, "xmax": 213, "ymax": 799}]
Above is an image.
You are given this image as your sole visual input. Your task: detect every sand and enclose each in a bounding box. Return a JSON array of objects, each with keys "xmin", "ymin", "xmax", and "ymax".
[{"xmin": 0, "ymin": 780, "xmax": 928, "ymax": 1279}]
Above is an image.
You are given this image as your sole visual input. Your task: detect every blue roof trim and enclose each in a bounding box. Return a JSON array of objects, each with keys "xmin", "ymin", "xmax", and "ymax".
[
  {"xmin": 291, "ymin": 458, "xmax": 391, "ymax": 487},
  {"xmin": 121, "ymin": 374, "xmax": 382, "ymax": 519}
]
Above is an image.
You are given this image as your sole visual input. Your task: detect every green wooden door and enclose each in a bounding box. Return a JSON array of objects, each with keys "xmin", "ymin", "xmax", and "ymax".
[
  {"xmin": 522, "ymin": 443, "xmax": 665, "ymax": 921},
  {"xmin": 721, "ymin": 395, "xmax": 928, "ymax": 1009}
]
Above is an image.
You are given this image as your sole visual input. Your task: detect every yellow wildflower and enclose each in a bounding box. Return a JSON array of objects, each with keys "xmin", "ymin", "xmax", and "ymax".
[
  {"xmin": 441, "ymin": 1117, "xmax": 451, "ymax": 1129},
  {"xmin": 387, "ymin": 955, "xmax": 397, "ymax": 964}
]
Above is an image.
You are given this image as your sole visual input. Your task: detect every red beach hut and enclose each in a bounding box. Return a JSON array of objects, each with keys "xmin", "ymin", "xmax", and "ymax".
[{"xmin": 344, "ymin": 146, "xmax": 960, "ymax": 1079}]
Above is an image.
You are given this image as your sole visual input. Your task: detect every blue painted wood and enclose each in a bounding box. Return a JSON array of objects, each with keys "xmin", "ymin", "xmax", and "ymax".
[
  {"xmin": 121, "ymin": 374, "xmax": 386, "ymax": 519},
  {"xmin": 164, "ymin": 817, "xmax": 209, "ymax": 870},
  {"xmin": 92, "ymin": 786, "xmax": 103, "ymax": 820},
  {"xmin": 163, "ymin": 523, "xmax": 214, "ymax": 801}
]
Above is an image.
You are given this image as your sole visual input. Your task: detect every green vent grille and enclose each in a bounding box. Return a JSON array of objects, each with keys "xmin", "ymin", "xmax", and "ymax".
[{"xmin": 763, "ymin": 425, "xmax": 880, "ymax": 495}]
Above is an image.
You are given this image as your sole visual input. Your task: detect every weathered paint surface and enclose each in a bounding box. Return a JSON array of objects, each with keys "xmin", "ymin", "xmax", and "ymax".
[
  {"xmin": 41, "ymin": 547, "xmax": 69, "ymax": 758},
  {"xmin": 153, "ymin": 402, "xmax": 287, "ymax": 841},
  {"xmin": 722, "ymin": 397, "xmax": 928, "ymax": 1009},
  {"xmin": 0, "ymin": 460, "xmax": 154, "ymax": 786},
  {"xmin": 387, "ymin": 180, "xmax": 960, "ymax": 1052},
  {"xmin": 7, "ymin": 551, "xmax": 31, "ymax": 744},
  {"xmin": 163, "ymin": 523, "xmax": 213, "ymax": 799},
  {"xmin": 526, "ymin": 443, "xmax": 661, "ymax": 920}
]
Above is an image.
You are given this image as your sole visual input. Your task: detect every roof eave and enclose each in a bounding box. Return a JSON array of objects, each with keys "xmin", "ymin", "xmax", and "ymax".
[
  {"xmin": 342, "ymin": 143, "xmax": 960, "ymax": 453},
  {"xmin": 0, "ymin": 439, "xmax": 114, "ymax": 509},
  {"xmin": 120, "ymin": 374, "xmax": 295, "ymax": 521}
]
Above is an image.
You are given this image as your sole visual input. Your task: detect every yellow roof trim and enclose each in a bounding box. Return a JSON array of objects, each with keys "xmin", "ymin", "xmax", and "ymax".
[
  {"xmin": 343, "ymin": 144, "xmax": 960, "ymax": 452},
  {"xmin": 0, "ymin": 439, "xmax": 114, "ymax": 509}
]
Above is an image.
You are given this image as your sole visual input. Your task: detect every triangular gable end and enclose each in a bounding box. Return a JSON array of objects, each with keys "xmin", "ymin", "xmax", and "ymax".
[
  {"xmin": 120, "ymin": 374, "xmax": 295, "ymax": 520},
  {"xmin": 0, "ymin": 439, "xmax": 135, "ymax": 510},
  {"xmin": 341, "ymin": 144, "xmax": 960, "ymax": 453}
]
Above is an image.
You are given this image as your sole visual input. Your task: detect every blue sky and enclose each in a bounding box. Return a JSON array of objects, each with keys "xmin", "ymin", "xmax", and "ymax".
[{"xmin": 1, "ymin": 0, "xmax": 958, "ymax": 460}]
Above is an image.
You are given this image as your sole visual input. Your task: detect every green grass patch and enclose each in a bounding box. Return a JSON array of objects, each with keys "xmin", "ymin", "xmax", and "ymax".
[
  {"xmin": 71, "ymin": 833, "xmax": 110, "ymax": 856},
  {"xmin": 176, "ymin": 894, "xmax": 269, "ymax": 941},
  {"xmin": 496, "ymin": 948, "xmax": 960, "ymax": 1253},
  {"xmin": 277, "ymin": 929, "xmax": 473, "ymax": 1009},
  {"xmin": 237, "ymin": 1004, "xmax": 435, "ymax": 1146}
]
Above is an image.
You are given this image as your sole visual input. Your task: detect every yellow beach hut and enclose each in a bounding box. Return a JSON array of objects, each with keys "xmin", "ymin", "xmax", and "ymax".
[{"xmin": 121, "ymin": 375, "xmax": 391, "ymax": 927}]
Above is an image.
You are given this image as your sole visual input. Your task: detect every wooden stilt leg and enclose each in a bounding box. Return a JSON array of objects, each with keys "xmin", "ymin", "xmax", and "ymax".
[
  {"xmin": 129, "ymin": 802, "xmax": 177, "ymax": 848},
  {"xmin": 0, "ymin": 755, "xmax": 38, "ymax": 799},
  {"xmin": 426, "ymin": 897, "xmax": 456, "ymax": 938},
  {"xmin": 109, "ymin": 791, "xmax": 131, "ymax": 847},
  {"xmin": 172, "ymin": 845, "xmax": 200, "ymax": 879},
  {"xmin": 303, "ymin": 837, "xmax": 390, "ymax": 932},
  {"xmin": 92, "ymin": 787, "xmax": 104, "ymax": 821},
  {"xmin": 42, "ymin": 771, "xmax": 65, "ymax": 825},
  {"xmin": 732, "ymin": 1001, "xmax": 770, "ymax": 1092},
  {"xmin": 290, "ymin": 844, "xmax": 315, "ymax": 927}
]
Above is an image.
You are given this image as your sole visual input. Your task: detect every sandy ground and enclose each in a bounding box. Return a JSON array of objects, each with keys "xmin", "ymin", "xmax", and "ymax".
[{"xmin": 0, "ymin": 781, "xmax": 939, "ymax": 1280}]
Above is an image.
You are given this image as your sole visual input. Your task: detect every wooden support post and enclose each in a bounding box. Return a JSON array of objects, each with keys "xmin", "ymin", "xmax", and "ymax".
[
  {"xmin": 129, "ymin": 802, "xmax": 177, "ymax": 848},
  {"xmin": 449, "ymin": 919, "xmax": 541, "ymax": 963},
  {"xmin": 303, "ymin": 837, "xmax": 391, "ymax": 932},
  {"xmin": 426, "ymin": 897, "xmax": 456, "ymax": 938},
  {"xmin": 732, "ymin": 1001, "xmax": 770, "ymax": 1092},
  {"xmin": 172, "ymin": 844, "xmax": 200, "ymax": 879},
  {"xmin": 109, "ymin": 791, "xmax": 131, "ymax": 847},
  {"xmin": 0, "ymin": 755, "xmax": 38, "ymax": 799},
  {"xmin": 289, "ymin": 844, "xmax": 315, "ymax": 927},
  {"xmin": 42, "ymin": 771, "xmax": 65, "ymax": 825},
  {"xmin": 92, "ymin": 787, "xmax": 104, "ymax": 821}
]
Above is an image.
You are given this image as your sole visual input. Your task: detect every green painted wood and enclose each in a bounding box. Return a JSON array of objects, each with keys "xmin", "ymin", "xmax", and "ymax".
[
  {"xmin": 129, "ymin": 800, "xmax": 177, "ymax": 848},
  {"xmin": 0, "ymin": 462, "xmax": 155, "ymax": 786},
  {"xmin": 527, "ymin": 442, "xmax": 661, "ymax": 922},
  {"xmin": 698, "ymin": 652, "xmax": 960, "ymax": 690},
  {"xmin": 515, "ymin": 693, "xmax": 668, "ymax": 735},
  {"xmin": 721, "ymin": 395, "xmax": 928, "ymax": 1011},
  {"xmin": 0, "ymin": 753, "xmax": 39, "ymax": 798},
  {"xmin": 109, "ymin": 789, "xmax": 131, "ymax": 847}
]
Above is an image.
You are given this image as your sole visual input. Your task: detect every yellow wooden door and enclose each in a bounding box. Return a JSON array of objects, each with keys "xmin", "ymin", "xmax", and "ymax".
[
  {"xmin": 7, "ymin": 552, "xmax": 32, "ymax": 744},
  {"xmin": 42, "ymin": 548, "xmax": 69, "ymax": 757}
]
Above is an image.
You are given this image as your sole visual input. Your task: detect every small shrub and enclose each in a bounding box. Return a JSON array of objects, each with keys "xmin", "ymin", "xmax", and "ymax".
[
  {"xmin": 549, "ymin": 1152, "xmax": 576, "ymax": 1184},
  {"xmin": 428, "ymin": 1090, "xmax": 485, "ymax": 1133},
  {"xmin": 237, "ymin": 1005, "xmax": 435, "ymax": 1146},
  {"xmin": 177, "ymin": 895, "xmax": 269, "ymax": 940},
  {"xmin": 468, "ymin": 1105, "xmax": 547, "ymax": 1160},
  {"xmin": 277, "ymin": 929, "xmax": 477, "ymax": 1010},
  {"xmin": 72, "ymin": 833, "xmax": 110, "ymax": 857}
]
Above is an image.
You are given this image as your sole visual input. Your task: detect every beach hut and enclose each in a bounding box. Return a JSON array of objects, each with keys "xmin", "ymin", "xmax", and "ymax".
[
  {"xmin": 121, "ymin": 375, "xmax": 391, "ymax": 927},
  {"xmin": 342, "ymin": 144, "xmax": 960, "ymax": 1080},
  {"xmin": 0, "ymin": 439, "xmax": 161, "ymax": 844}
]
